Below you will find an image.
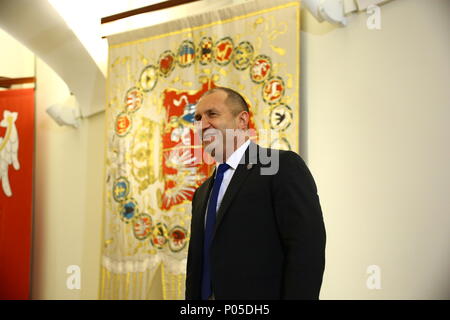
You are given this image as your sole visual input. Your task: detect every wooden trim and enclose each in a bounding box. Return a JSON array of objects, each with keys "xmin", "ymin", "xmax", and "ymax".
[
  {"xmin": 101, "ymin": 0, "xmax": 202, "ymax": 24},
  {"xmin": 0, "ymin": 77, "xmax": 36, "ymax": 88}
]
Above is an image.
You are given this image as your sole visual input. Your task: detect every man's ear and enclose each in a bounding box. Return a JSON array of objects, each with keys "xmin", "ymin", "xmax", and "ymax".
[{"xmin": 237, "ymin": 111, "xmax": 249, "ymax": 130}]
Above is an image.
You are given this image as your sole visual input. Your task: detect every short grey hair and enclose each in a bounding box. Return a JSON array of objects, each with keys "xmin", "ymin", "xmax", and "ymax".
[{"xmin": 201, "ymin": 87, "xmax": 249, "ymax": 116}]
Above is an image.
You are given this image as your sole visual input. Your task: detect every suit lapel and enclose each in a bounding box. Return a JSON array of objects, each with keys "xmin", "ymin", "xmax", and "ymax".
[
  {"xmin": 213, "ymin": 143, "xmax": 258, "ymax": 238},
  {"xmin": 194, "ymin": 142, "xmax": 260, "ymax": 240}
]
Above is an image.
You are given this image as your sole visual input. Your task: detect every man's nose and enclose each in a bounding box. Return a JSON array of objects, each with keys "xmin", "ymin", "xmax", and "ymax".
[{"xmin": 198, "ymin": 117, "xmax": 211, "ymax": 132}]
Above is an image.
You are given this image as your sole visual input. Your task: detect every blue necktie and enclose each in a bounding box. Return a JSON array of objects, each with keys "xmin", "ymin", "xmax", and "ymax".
[{"xmin": 201, "ymin": 163, "xmax": 230, "ymax": 300}]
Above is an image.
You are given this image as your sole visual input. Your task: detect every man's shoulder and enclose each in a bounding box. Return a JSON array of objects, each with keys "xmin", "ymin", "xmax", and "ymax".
[
  {"xmin": 254, "ymin": 143, "xmax": 305, "ymax": 166},
  {"xmin": 192, "ymin": 175, "xmax": 213, "ymax": 202},
  {"xmin": 246, "ymin": 143, "xmax": 306, "ymax": 176},
  {"xmin": 198, "ymin": 176, "xmax": 212, "ymax": 190}
]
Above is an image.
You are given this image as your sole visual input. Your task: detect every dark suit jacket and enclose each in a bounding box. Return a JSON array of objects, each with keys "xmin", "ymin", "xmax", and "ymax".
[{"xmin": 185, "ymin": 142, "xmax": 326, "ymax": 300}]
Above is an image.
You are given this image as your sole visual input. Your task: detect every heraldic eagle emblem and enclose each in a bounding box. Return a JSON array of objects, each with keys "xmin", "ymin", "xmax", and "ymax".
[{"xmin": 0, "ymin": 110, "xmax": 19, "ymax": 197}]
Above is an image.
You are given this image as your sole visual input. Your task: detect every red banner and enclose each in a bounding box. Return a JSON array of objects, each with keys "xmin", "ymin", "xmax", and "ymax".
[{"xmin": 0, "ymin": 88, "xmax": 34, "ymax": 300}]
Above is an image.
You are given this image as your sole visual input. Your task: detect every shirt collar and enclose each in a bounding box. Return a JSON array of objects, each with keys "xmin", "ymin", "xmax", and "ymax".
[{"xmin": 216, "ymin": 139, "xmax": 251, "ymax": 171}]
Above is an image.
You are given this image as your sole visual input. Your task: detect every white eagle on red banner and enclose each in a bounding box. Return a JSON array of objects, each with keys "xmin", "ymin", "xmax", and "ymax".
[{"xmin": 0, "ymin": 110, "xmax": 19, "ymax": 197}]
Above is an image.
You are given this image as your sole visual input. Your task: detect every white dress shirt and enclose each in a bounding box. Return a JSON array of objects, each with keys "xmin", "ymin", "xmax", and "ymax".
[{"xmin": 204, "ymin": 139, "xmax": 251, "ymax": 226}]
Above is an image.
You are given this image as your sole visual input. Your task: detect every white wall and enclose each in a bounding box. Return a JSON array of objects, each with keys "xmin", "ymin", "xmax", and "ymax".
[
  {"xmin": 301, "ymin": 0, "xmax": 450, "ymax": 299},
  {"xmin": 0, "ymin": 29, "xmax": 34, "ymax": 78},
  {"xmin": 31, "ymin": 58, "xmax": 105, "ymax": 299}
]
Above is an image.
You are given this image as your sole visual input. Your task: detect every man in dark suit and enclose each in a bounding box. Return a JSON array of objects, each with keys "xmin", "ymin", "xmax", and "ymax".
[{"xmin": 186, "ymin": 87, "xmax": 326, "ymax": 300}]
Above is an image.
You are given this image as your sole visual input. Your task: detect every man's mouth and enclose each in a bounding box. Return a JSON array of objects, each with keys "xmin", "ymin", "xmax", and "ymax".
[{"xmin": 202, "ymin": 130, "xmax": 218, "ymax": 144}]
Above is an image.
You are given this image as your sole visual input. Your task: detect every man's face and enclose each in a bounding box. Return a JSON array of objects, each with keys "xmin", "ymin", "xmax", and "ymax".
[{"xmin": 194, "ymin": 90, "xmax": 243, "ymax": 161}]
